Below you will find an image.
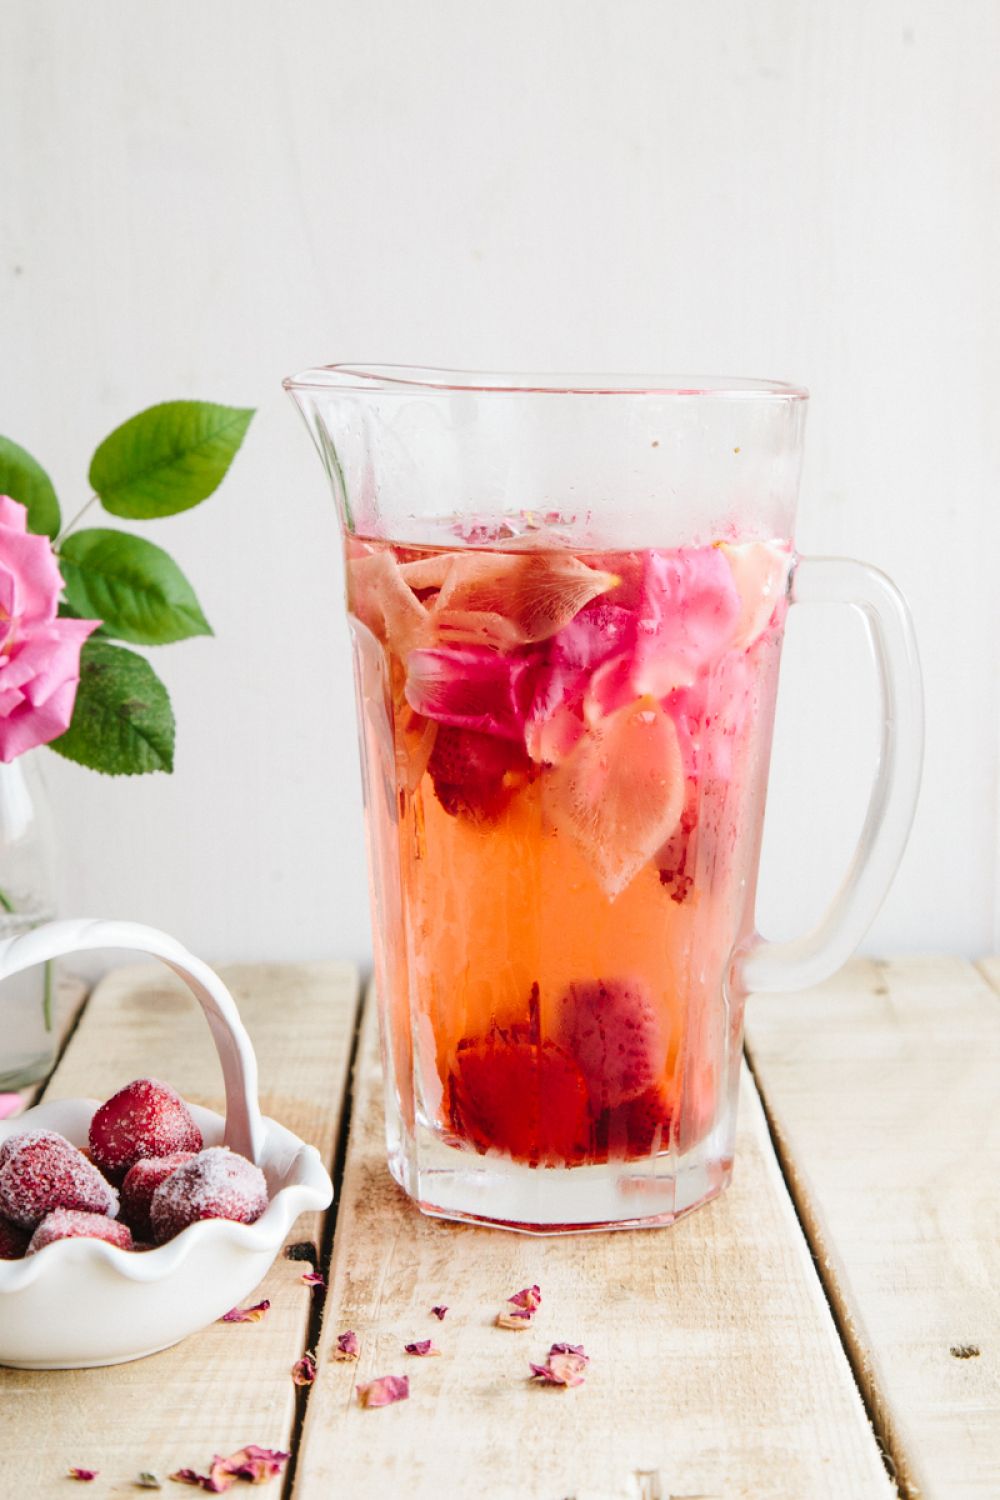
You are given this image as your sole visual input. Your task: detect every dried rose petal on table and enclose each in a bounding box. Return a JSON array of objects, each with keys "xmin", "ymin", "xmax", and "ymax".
[
  {"xmin": 219, "ymin": 1300, "xmax": 270, "ymax": 1324},
  {"xmin": 529, "ymin": 1342, "xmax": 590, "ymax": 1388},
  {"xmin": 357, "ymin": 1374, "xmax": 409, "ymax": 1408},
  {"xmin": 67, "ymin": 1470, "xmax": 98, "ymax": 1483},
  {"xmin": 497, "ymin": 1283, "xmax": 542, "ymax": 1329},
  {"xmin": 430, "ymin": 1304, "xmax": 448, "ymax": 1321},
  {"xmin": 301, "ymin": 1270, "xmax": 325, "ymax": 1287},
  {"xmin": 171, "ymin": 1444, "xmax": 289, "ymax": 1491},
  {"xmin": 332, "ymin": 1330, "xmax": 359, "ymax": 1361},
  {"xmin": 404, "ymin": 1340, "xmax": 440, "ymax": 1357},
  {"xmin": 291, "ymin": 1353, "xmax": 317, "ymax": 1386}
]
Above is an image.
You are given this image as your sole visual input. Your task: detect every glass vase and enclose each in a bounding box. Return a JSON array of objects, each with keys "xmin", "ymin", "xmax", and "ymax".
[{"xmin": 0, "ymin": 752, "xmax": 58, "ymax": 1089}]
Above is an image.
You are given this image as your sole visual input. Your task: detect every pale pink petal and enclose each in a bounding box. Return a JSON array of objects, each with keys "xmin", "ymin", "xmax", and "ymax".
[
  {"xmin": 544, "ymin": 698, "xmax": 685, "ymax": 898},
  {"xmin": 633, "ymin": 548, "xmax": 741, "ymax": 696},
  {"xmin": 404, "ymin": 645, "xmax": 534, "ymax": 740},
  {"xmin": 436, "ymin": 553, "xmax": 619, "ymax": 645},
  {"xmin": 718, "ymin": 541, "xmax": 792, "ymax": 650},
  {"xmin": 0, "ymin": 497, "xmax": 28, "ymax": 534},
  {"xmin": 0, "ymin": 525, "xmax": 64, "ymax": 625},
  {"xmin": 348, "ymin": 550, "xmax": 429, "ymax": 657}
]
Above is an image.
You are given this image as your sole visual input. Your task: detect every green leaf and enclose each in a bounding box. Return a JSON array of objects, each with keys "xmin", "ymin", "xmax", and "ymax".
[
  {"xmin": 0, "ymin": 436, "xmax": 61, "ymax": 537},
  {"xmin": 48, "ymin": 641, "xmax": 175, "ymax": 775},
  {"xmin": 59, "ymin": 528, "xmax": 212, "ymax": 646},
  {"xmin": 89, "ymin": 400, "xmax": 254, "ymax": 520}
]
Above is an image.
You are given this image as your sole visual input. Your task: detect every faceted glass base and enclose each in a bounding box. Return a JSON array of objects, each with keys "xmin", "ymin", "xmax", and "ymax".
[{"xmin": 388, "ymin": 1112, "xmax": 734, "ymax": 1235}]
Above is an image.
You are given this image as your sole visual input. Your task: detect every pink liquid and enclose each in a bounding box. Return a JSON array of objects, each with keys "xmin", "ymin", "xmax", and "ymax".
[{"xmin": 347, "ymin": 527, "xmax": 791, "ymax": 1169}]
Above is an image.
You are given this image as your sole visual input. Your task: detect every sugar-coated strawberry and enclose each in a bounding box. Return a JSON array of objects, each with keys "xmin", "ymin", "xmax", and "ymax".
[
  {"xmin": 120, "ymin": 1152, "xmax": 197, "ymax": 1240},
  {"xmin": 150, "ymin": 1147, "xmax": 269, "ymax": 1243},
  {"xmin": 27, "ymin": 1208, "xmax": 133, "ymax": 1255},
  {"xmin": 0, "ymin": 1214, "xmax": 28, "ymax": 1259},
  {"xmin": 552, "ymin": 978, "xmax": 663, "ymax": 1113},
  {"xmin": 88, "ymin": 1079, "xmax": 203, "ymax": 1182},
  {"xmin": 451, "ymin": 1036, "xmax": 590, "ymax": 1165},
  {"xmin": 427, "ymin": 726, "xmax": 533, "ymax": 823},
  {"xmin": 0, "ymin": 1129, "xmax": 119, "ymax": 1228}
]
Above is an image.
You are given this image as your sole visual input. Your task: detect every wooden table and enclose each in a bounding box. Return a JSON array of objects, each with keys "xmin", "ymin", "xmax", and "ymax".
[{"xmin": 1, "ymin": 957, "xmax": 997, "ymax": 1499}]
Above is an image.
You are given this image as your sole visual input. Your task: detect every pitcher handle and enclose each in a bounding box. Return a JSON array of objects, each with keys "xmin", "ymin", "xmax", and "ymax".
[{"xmin": 735, "ymin": 556, "xmax": 924, "ymax": 995}]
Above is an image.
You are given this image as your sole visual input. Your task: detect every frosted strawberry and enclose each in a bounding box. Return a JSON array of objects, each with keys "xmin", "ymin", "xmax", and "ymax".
[
  {"xmin": 0, "ymin": 1129, "xmax": 119, "ymax": 1228},
  {"xmin": 27, "ymin": 1208, "xmax": 133, "ymax": 1255},
  {"xmin": 552, "ymin": 977, "xmax": 663, "ymax": 1112},
  {"xmin": 150, "ymin": 1147, "xmax": 268, "ymax": 1243},
  {"xmin": 88, "ymin": 1079, "xmax": 203, "ymax": 1182},
  {"xmin": 450, "ymin": 1037, "xmax": 590, "ymax": 1165},
  {"xmin": 120, "ymin": 1152, "xmax": 197, "ymax": 1240},
  {"xmin": 0, "ymin": 1214, "xmax": 28, "ymax": 1259}
]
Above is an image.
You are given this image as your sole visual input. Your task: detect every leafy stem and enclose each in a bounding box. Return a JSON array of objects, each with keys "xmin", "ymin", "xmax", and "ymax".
[
  {"xmin": 56, "ymin": 494, "xmax": 99, "ymax": 546},
  {"xmin": 0, "ymin": 886, "xmax": 13, "ymax": 915}
]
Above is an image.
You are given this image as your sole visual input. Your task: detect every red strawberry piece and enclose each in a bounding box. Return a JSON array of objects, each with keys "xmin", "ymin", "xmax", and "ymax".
[
  {"xmin": 88, "ymin": 1079, "xmax": 203, "ymax": 1182},
  {"xmin": 0, "ymin": 1129, "xmax": 119, "ymax": 1228},
  {"xmin": 451, "ymin": 1037, "xmax": 590, "ymax": 1165},
  {"xmin": 120, "ymin": 1152, "xmax": 197, "ymax": 1240},
  {"xmin": 596, "ymin": 1084, "xmax": 674, "ymax": 1159},
  {"xmin": 150, "ymin": 1147, "xmax": 269, "ymax": 1243},
  {"xmin": 427, "ymin": 725, "xmax": 533, "ymax": 822},
  {"xmin": 552, "ymin": 978, "xmax": 663, "ymax": 1113},
  {"xmin": 0, "ymin": 1214, "xmax": 28, "ymax": 1259},
  {"xmin": 27, "ymin": 1208, "xmax": 133, "ymax": 1255}
]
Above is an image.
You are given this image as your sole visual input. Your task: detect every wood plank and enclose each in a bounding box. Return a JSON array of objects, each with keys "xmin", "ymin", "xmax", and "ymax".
[
  {"xmin": 0, "ymin": 959, "xmax": 360, "ymax": 1498},
  {"xmin": 745, "ymin": 957, "xmax": 1000, "ymax": 1500},
  {"xmin": 975, "ymin": 957, "xmax": 1000, "ymax": 996},
  {"xmin": 293, "ymin": 994, "xmax": 894, "ymax": 1500}
]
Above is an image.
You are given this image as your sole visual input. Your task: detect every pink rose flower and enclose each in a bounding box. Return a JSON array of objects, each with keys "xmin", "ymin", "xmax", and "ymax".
[{"xmin": 0, "ymin": 496, "xmax": 100, "ymax": 762}]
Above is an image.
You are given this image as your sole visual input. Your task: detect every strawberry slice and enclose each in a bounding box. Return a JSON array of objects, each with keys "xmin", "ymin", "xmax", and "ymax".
[
  {"xmin": 596, "ymin": 1084, "xmax": 674, "ymax": 1159},
  {"xmin": 451, "ymin": 1037, "xmax": 590, "ymax": 1165},
  {"xmin": 552, "ymin": 977, "xmax": 663, "ymax": 1112},
  {"xmin": 426, "ymin": 726, "xmax": 533, "ymax": 822}
]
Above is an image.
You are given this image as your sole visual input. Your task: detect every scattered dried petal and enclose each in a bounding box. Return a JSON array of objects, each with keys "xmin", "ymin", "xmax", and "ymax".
[
  {"xmin": 136, "ymin": 1476, "xmax": 162, "ymax": 1490},
  {"xmin": 68, "ymin": 1469, "xmax": 98, "ymax": 1482},
  {"xmin": 430, "ymin": 1305, "xmax": 448, "ymax": 1321},
  {"xmin": 332, "ymin": 1330, "xmax": 359, "ymax": 1361},
  {"xmin": 291, "ymin": 1353, "xmax": 317, "ymax": 1386},
  {"xmin": 300, "ymin": 1270, "xmax": 325, "ymax": 1288},
  {"xmin": 170, "ymin": 1446, "xmax": 289, "ymax": 1491},
  {"xmin": 529, "ymin": 1342, "xmax": 589, "ymax": 1388},
  {"xmin": 222, "ymin": 1446, "xmax": 290, "ymax": 1484},
  {"xmin": 404, "ymin": 1340, "xmax": 440, "ymax": 1357},
  {"xmin": 357, "ymin": 1374, "xmax": 409, "ymax": 1408},
  {"xmin": 220, "ymin": 1299, "xmax": 270, "ymax": 1324},
  {"xmin": 496, "ymin": 1307, "xmax": 535, "ymax": 1330},
  {"xmin": 497, "ymin": 1284, "xmax": 542, "ymax": 1329}
]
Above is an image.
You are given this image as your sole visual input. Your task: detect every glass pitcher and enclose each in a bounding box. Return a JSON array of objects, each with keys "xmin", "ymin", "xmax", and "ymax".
[{"xmin": 284, "ymin": 365, "xmax": 923, "ymax": 1233}]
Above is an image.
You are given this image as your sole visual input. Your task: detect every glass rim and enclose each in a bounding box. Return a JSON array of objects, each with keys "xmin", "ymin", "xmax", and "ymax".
[{"xmin": 283, "ymin": 362, "xmax": 809, "ymax": 400}]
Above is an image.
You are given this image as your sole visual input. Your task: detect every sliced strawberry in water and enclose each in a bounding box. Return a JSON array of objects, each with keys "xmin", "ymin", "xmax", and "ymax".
[
  {"xmin": 596, "ymin": 1084, "xmax": 674, "ymax": 1159},
  {"xmin": 426, "ymin": 726, "xmax": 532, "ymax": 822},
  {"xmin": 451, "ymin": 1037, "xmax": 590, "ymax": 1165},
  {"xmin": 552, "ymin": 978, "xmax": 663, "ymax": 1112}
]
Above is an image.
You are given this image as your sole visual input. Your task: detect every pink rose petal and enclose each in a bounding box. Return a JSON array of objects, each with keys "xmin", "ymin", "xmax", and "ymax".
[
  {"xmin": 332, "ymin": 1330, "xmax": 359, "ymax": 1361},
  {"xmin": 219, "ymin": 1300, "xmax": 270, "ymax": 1324},
  {"xmin": 404, "ymin": 1339, "xmax": 440, "ymax": 1356},
  {"xmin": 357, "ymin": 1374, "xmax": 409, "ymax": 1408}
]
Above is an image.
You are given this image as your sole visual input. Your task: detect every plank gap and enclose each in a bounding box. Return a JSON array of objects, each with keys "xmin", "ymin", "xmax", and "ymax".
[
  {"xmin": 281, "ymin": 967, "xmax": 370, "ymax": 1500},
  {"xmin": 743, "ymin": 1036, "xmax": 903, "ymax": 1497}
]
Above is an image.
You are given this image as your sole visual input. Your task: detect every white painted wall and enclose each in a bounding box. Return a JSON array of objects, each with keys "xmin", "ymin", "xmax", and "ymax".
[{"xmin": 2, "ymin": 0, "xmax": 997, "ymax": 967}]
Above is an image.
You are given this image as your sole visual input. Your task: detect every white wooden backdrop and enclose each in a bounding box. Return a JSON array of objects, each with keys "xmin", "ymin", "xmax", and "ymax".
[{"xmin": 1, "ymin": 0, "xmax": 997, "ymax": 967}]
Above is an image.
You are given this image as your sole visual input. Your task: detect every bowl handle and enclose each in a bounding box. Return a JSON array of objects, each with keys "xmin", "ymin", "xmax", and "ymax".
[{"xmin": 0, "ymin": 919, "xmax": 266, "ymax": 1164}]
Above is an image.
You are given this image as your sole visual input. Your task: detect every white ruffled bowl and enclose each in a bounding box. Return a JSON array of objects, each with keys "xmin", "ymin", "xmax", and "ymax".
[{"xmin": 0, "ymin": 919, "xmax": 333, "ymax": 1369}]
